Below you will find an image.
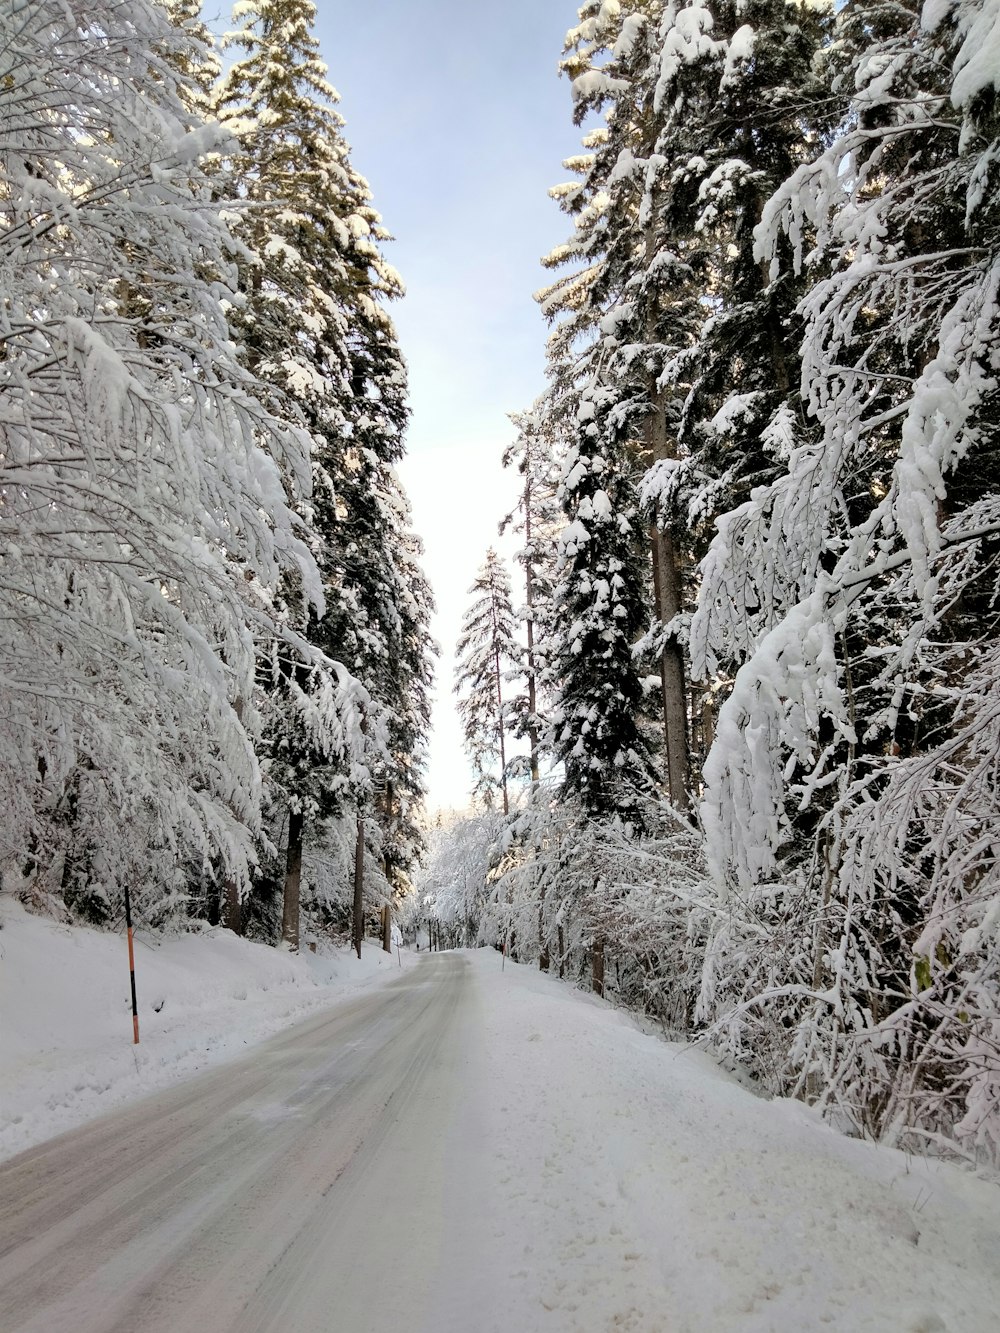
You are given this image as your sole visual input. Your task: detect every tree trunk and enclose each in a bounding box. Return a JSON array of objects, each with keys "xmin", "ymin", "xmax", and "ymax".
[
  {"xmin": 699, "ymin": 682, "xmax": 716, "ymax": 764},
  {"xmin": 382, "ymin": 905, "xmax": 391, "ymax": 953},
  {"xmin": 282, "ymin": 807, "xmax": 303, "ymax": 951},
  {"xmin": 494, "ymin": 639, "xmax": 509, "ymax": 816},
  {"xmin": 538, "ymin": 883, "xmax": 549, "ymax": 971},
  {"xmin": 649, "ymin": 457, "xmax": 690, "ymax": 811},
  {"xmin": 352, "ymin": 806, "xmax": 365, "ymax": 959},
  {"xmin": 224, "ymin": 876, "xmax": 242, "ymax": 936},
  {"xmin": 558, "ymin": 924, "xmax": 565, "ymax": 979},
  {"xmin": 224, "ymin": 695, "xmax": 245, "ymax": 936},
  {"xmin": 523, "ymin": 496, "xmax": 541, "ymax": 787},
  {"xmin": 592, "ymin": 935, "xmax": 605, "ymax": 998},
  {"xmin": 643, "ymin": 214, "xmax": 690, "ymax": 813},
  {"xmin": 650, "ymin": 394, "xmax": 688, "ymax": 805}
]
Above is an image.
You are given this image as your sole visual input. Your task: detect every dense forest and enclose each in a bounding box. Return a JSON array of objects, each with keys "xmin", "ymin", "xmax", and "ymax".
[
  {"xmin": 3, "ymin": 0, "xmax": 1000, "ymax": 1170},
  {"xmin": 0, "ymin": 1, "xmax": 434, "ymax": 951},
  {"xmin": 436, "ymin": 0, "xmax": 1000, "ymax": 1167}
]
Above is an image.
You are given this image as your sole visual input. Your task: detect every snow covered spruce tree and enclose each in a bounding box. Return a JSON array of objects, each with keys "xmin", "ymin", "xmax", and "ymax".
[
  {"xmin": 549, "ymin": 0, "xmax": 832, "ymax": 811},
  {"xmin": 535, "ymin": 5, "xmax": 665, "ymax": 826},
  {"xmin": 454, "ymin": 551, "xmax": 518, "ymax": 814},
  {"xmin": 164, "ymin": 0, "xmax": 221, "ymax": 114},
  {"xmin": 549, "ymin": 0, "xmax": 701, "ymax": 811},
  {"xmin": 500, "ymin": 406, "xmax": 565, "ymax": 787},
  {"xmin": 497, "ymin": 407, "xmax": 568, "ymax": 967},
  {"xmin": 213, "ymin": 0, "xmax": 432, "ymax": 944},
  {"xmin": 642, "ymin": 0, "xmax": 830, "ymax": 776},
  {"xmin": 511, "ymin": 1, "xmax": 678, "ymax": 992},
  {"xmin": 540, "ymin": 159, "xmax": 661, "ymax": 979},
  {"xmin": 547, "ymin": 401, "xmax": 656, "ymax": 823},
  {"xmin": 546, "ymin": 381, "xmax": 658, "ymax": 993},
  {"xmin": 0, "ymin": 0, "xmax": 333, "ymax": 924},
  {"xmin": 692, "ymin": 0, "xmax": 1000, "ymax": 1160}
]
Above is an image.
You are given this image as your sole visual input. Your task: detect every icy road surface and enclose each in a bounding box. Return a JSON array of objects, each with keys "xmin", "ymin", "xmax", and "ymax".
[
  {"xmin": 3, "ymin": 949, "xmax": 1000, "ymax": 1332},
  {"xmin": 0, "ymin": 954, "xmax": 481, "ymax": 1333}
]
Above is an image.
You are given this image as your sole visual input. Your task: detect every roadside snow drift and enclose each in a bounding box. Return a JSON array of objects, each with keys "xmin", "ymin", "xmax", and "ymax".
[{"xmin": 460, "ymin": 952, "xmax": 1000, "ymax": 1333}]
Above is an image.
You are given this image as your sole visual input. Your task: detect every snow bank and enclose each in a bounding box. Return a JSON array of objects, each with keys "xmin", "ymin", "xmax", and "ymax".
[
  {"xmin": 0, "ymin": 897, "xmax": 414, "ymax": 1161},
  {"xmin": 465, "ymin": 952, "xmax": 1000, "ymax": 1333}
]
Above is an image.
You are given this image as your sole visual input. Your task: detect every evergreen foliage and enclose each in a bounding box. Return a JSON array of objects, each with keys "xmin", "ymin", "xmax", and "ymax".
[
  {"xmin": 454, "ymin": 551, "xmax": 518, "ymax": 813},
  {"xmin": 211, "ymin": 0, "xmax": 434, "ymax": 934},
  {"xmin": 548, "ymin": 403, "xmax": 656, "ymax": 821},
  {"xmin": 500, "ymin": 407, "xmax": 565, "ymax": 783}
]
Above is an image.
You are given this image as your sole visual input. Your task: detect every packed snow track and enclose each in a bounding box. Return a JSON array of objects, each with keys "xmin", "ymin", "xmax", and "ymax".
[{"xmin": 0, "ymin": 953, "xmax": 479, "ymax": 1333}]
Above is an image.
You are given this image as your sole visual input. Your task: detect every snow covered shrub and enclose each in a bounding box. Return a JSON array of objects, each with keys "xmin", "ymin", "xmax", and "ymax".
[
  {"xmin": 483, "ymin": 787, "xmax": 711, "ymax": 1021},
  {"xmin": 588, "ymin": 798, "xmax": 712, "ymax": 1030},
  {"xmin": 411, "ymin": 810, "xmax": 506, "ymax": 950},
  {"xmin": 692, "ymin": 0, "xmax": 1000, "ymax": 1163}
]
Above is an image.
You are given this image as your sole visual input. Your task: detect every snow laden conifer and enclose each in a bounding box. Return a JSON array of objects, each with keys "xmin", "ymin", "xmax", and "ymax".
[
  {"xmin": 454, "ymin": 552, "xmax": 518, "ymax": 814},
  {"xmin": 501, "ymin": 407, "xmax": 564, "ymax": 786},
  {"xmin": 547, "ymin": 392, "xmax": 656, "ymax": 824},
  {"xmin": 647, "ymin": 0, "xmax": 831, "ymax": 673},
  {"xmin": 551, "ymin": 1, "xmax": 831, "ymax": 806},
  {"xmin": 367, "ymin": 524, "xmax": 436, "ymax": 901},
  {"xmin": 0, "ymin": 0, "xmax": 328, "ymax": 922},
  {"xmin": 213, "ymin": 0, "xmax": 432, "ymax": 942},
  {"xmin": 499, "ymin": 407, "xmax": 566, "ymax": 967},
  {"xmin": 213, "ymin": 0, "xmax": 366, "ymax": 945},
  {"xmin": 163, "ymin": 1, "xmax": 222, "ymax": 114},
  {"xmin": 536, "ymin": 4, "xmax": 660, "ymax": 824},
  {"xmin": 526, "ymin": 1, "xmax": 684, "ymax": 991},
  {"xmin": 550, "ymin": 0, "xmax": 701, "ymax": 810}
]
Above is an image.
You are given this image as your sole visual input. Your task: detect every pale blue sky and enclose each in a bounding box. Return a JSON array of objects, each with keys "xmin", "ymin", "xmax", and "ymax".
[{"xmin": 313, "ymin": 0, "xmax": 582, "ymax": 810}]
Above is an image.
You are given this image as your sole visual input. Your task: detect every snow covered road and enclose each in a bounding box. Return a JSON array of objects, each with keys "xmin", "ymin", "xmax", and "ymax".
[
  {"xmin": 0, "ymin": 953, "xmax": 483, "ymax": 1333},
  {"xmin": 2, "ymin": 948, "xmax": 1000, "ymax": 1333}
]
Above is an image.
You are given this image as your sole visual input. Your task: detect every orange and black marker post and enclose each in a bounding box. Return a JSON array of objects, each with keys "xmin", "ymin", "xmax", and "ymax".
[{"xmin": 124, "ymin": 883, "xmax": 139, "ymax": 1044}]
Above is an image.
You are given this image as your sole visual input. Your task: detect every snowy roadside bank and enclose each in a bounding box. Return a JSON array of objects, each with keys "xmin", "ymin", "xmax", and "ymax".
[
  {"xmin": 461, "ymin": 950, "xmax": 1000, "ymax": 1333},
  {"xmin": 0, "ymin": 897, "xmax": 416, "ymax": 1162}
]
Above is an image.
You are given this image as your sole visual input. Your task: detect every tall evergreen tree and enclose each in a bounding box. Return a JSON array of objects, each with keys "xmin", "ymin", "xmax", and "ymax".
[
  {"xmin": 163, "ymin": 0, "xmax": 221, "ymax": 112},
  {"xmin": 548, "ymin": 0, "xmax": 831, "ymax": 809},
  {"xmin": 535, "ymin": 3, "xmax": 670, "ymax": 822},
  {"xmin": 501, "ymin": 407, "xmax": 564, "ymax": 786},
  {"xmin": 554, "ymin": 0, "xmax": 700, "ymax": 810},
  {"xmin": 454, "ymin": 551, "xmax": 518, "ymax": 814},
  {"xmin": 547, "ymin": 384, "xmax": 656, "ymax": 824},
  {"xmin": 213, "ymin": 0, "xmax": 432, "ymax": 943}
]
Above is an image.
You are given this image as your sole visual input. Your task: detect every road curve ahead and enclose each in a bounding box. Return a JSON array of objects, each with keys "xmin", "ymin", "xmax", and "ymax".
[{"xmin": 0, "ymin": 952, "xmax": 485, "ymax": 1333}]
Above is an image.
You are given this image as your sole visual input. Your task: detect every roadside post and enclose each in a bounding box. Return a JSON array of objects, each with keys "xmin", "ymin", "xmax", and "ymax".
[{"xmin": 124, "ymin": 883, "xmax": 139, "ymax": 1044}]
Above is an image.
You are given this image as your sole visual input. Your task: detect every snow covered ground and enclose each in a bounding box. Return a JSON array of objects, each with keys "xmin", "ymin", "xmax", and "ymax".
[
  {"xmin": 0, "ymin": 896, "xmax": 414, "ymax": 1162},
  {"xmin": 464, "ymin": 955, "xmax": 1000, "ymax": 1332},
  {"xmin": 3, "ymin": 906, "xmax": 1000, "ymax": 1331}
]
